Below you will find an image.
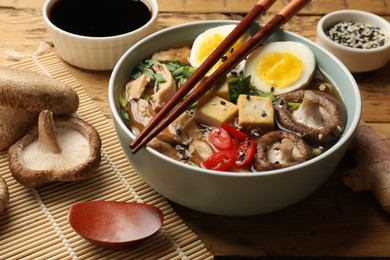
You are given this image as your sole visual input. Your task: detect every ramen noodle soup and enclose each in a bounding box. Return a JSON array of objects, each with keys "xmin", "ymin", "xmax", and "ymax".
[{"xmin": 119, "ymin": 25, "xmax": 347, "ymax": 172}]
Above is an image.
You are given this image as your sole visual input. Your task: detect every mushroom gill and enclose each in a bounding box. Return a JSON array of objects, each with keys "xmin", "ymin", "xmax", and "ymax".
[
  {"xmin": 254, "ymin": 130, "xmax": 313, "ymax": 171},
  {"xmin": 8, "ymin": 110, "xmax": 101, "ymax": 188},
  {"xmin": 274, "ymin": 90, "xmax": 347, "ymax": 145}
]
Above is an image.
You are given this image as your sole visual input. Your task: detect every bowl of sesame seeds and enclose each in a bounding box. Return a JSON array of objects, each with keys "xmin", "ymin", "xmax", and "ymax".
[{"xmin": 316, "ymin": 10, "xmax": 390, "ymax": 72}]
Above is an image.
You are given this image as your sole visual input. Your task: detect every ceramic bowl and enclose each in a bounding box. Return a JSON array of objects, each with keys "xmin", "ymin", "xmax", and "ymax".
[
  {"xmin": 42, "ymin": 0, "xmax": 158, "ymax": 70},
  {"xmin": 316, "ymin": 10, "xmax": 390, "ymax": 73},
  {"xmin": 109, "ymin": 21, "xmax": 361, "ymax": 216}
]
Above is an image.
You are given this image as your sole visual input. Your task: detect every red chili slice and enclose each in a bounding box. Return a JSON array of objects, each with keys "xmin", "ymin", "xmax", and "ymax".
[
  {"xmin": 201, "ymin": 150, "xmax": 238, "ymax": 171},
  {"xmin": 209, "ymin": 127, "xmax": 234, "ymax": 150},
  {"xmin": 235, "ymin": 140, "xmax": 257, "ymax": 167},
  {"xmin": 222, "ymin": 122, "xmax": 249, "ymax": 140}
]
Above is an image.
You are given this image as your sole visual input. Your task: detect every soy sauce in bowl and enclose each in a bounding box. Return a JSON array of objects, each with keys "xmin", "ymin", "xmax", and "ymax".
[{"xmin": 48, "ymin": 0, "xmax": 152, "ymax": 37}]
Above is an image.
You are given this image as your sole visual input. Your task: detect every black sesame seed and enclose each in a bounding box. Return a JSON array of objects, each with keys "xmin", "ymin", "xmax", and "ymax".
[
  {"xmin": 221, "ymin": 56, "xmax": 228, "ymax": 62},
  {"xmin": 270, "ymin": 87, "xmax": 275, "ymax": 92},
  {"xmin": 230, "ymin": 47, "xmax": 234, "ymax": 53},
  {"xmin": 246, "ymin": 95, "xmax": 251, "ymax": 100},
  {"xmin": 176, "ymin": 128, "xmax": 182, "ymax": 135},
  {"xmin": 238, "ymin": 154, "xmax": 246, "ymax": 161},
  {"xmin": 220, "ymin": 100, "xmax": 226, "ymax": 105},
  {"xmin": 261, "ymin": 111, "xmax": 267, "ymax": 117}
]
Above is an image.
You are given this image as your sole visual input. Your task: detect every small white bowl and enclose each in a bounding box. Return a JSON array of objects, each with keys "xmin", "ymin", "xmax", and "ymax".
[
  {"xmin": 316, "ymin": 10, "xmax": 390, "ymax": 73},
  {"xmin": 42, "ymin": 0, "xmax": 158, "ymax": 70}
]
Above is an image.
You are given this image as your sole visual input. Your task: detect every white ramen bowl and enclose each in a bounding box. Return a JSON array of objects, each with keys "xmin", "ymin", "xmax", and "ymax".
[
  {"xmin": 109, "ymin": 21, "xmax": 361, "ymax": 216},
  {"xmin": 42, "ymin": 0, "xmax": 158, "ymax": 70}
]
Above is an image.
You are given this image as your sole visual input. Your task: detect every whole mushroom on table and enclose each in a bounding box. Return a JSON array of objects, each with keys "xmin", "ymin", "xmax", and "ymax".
[
  {"xmin": 0, "ymin": 66, "xmax": 79, "ymax": 150},
  {"xmin": 0, "ymin": 176, "xmax": 9, "ymax": 213},
  {"xmin": 0, "ymin": 67, "xmax": 101, "ymax": 211},
  {"xmin": 8, "ymin": 110, "xmax": 102, "ymax": 188}
]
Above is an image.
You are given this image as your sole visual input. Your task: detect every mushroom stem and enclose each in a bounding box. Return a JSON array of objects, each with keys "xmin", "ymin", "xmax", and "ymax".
[
  {"xmin": 292, "ymin": 90, "xmax": 324, "ymax": 128},
  {"xmin": 279, "ymin": 138, "xmax": 294, "ymax": 162},
  {"xmin": 38, "ymin": 110, "xmax": 62, "ymax": 154}
]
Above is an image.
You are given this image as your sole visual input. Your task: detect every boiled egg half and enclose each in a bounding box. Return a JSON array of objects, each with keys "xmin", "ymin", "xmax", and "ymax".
[
  {"xmin": 189, "ymin": 25, "xmax": 250, "ymax": 76},
  {"xmin": 244, "ymin": 41, "xmax": 316, "ymax": 95}
]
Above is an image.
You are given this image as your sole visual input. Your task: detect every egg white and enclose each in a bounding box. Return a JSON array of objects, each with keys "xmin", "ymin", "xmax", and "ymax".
[
  {"xmin": 244, "ymin": 41, "xmax": 316, "ymax": 95},
  {"xmin": 189, "ymin": 24, "xmax": 250, "ymax": 76}
]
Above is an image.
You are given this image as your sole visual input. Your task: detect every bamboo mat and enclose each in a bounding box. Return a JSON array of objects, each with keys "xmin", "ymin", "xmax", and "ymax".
[{"xmin": 0, "ymin": 52, "xmax": 213, "ymax": 260}]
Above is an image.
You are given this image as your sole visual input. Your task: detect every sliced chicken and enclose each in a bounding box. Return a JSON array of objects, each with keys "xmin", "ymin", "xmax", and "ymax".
[
  {"xmin": 151, "ymin": 46, "xmax": 191, "ymax": 65},
  {"xmin": 148, "ymin": 138, "xmax": 182, "ymax": 161},
  {"xmin": 157, "ymin": 112, "xmax": 202, "ymax": 144},
  {"xmin": 126, "ymin": 74, "xmax": 150, "ymax": 100},
  {"xmin": 188, "ymin": 139, "xmax": 214, "ymax": 165},
  {"xmin": 151, "ymin": 64, "xmax": 176, "ymax": 111},
  {"xmin": 129, "ymin": 99, "xmax": 155, "ymax": 128}
]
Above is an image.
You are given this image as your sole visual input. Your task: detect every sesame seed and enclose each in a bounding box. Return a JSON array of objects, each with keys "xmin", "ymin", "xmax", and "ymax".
[
  {"xmin": 325, "ymin": 21, "xmax": 389, "ymax": 49},
  {"xmin": 220, "ymin": 100, "xmax": 226, "ymax": 105},
  {"xmin": 221, "ymin": 55, "xmax": 228, "ymax": 62},
  {"xmin": 319, "ymin": 84, "xmax": 327, "ymax": 91}
]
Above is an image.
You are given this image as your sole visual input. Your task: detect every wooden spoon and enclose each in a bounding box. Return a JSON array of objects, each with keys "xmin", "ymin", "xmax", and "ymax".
[{"xmin": 68, "ymin": 201, "xmax": 164, "ymax": 250}]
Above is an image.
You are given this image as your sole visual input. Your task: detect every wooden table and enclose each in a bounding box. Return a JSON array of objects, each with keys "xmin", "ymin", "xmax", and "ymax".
[{"xmin": 1, "ymin": 0, "xmax": 389, "ymax": 258}]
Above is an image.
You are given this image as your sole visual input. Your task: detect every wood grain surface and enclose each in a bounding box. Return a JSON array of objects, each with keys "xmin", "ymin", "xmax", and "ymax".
[{"xmin": 0, "ymin": 0, "xmax": 390, "ymax": 258}]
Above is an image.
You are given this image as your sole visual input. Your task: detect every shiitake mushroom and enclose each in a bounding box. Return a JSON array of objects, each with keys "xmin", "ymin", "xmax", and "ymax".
[
  {"xmin": 8, "ymin": 110, "xmax": 101, "ymax": 188},
  {"xmin": 274, "ymin": 90, "xmax": 347, "ymax": 145}
]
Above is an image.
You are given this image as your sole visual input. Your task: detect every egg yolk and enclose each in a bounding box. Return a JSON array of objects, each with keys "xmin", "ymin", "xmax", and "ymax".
[
  {"xmin": 255, "ymin": 52, "xmax": 303, "ymax": 88},
  {"xmin": 196, "ymin": 33, "xmax": 246, "ymax": 73}
]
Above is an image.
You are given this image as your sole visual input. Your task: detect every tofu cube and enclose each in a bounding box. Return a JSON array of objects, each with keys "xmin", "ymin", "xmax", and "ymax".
[
  {"xmin": 194, "ymin": 96, "xmax": 238, "ymax": 127},
  {"xmin": 213, "ymin": 79, "xmax": 230, "ymax": 101},
  {"xmin": 197, "ymin": 78, "xmax": 231, "ymax": 105},
  {"xmin": 237, "ymin": 95, "xmax": 274, "ymax": 130}
]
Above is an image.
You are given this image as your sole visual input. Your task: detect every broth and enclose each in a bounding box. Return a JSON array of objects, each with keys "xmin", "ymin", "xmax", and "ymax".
[{"xmin": 119, "ymin": 43, "xmax": 347, "ymax": 172}]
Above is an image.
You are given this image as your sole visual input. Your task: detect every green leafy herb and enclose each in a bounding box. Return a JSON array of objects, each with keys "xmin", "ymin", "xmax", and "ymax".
[
  {"xmin": 131, "ymin": 59, "xmax": 196, "ymax": 88},
  {"xmin": 288, "ymin": 102, "xmax": 301, "ymax": 108},
  {"xmin": 260, "ymin": 93, "xmax": 276, "ymax": 102},
  {"xmin": 119, "ymin": 108, "xmax": 131, "ymax": 126},
  {"xmin": 229, "ymin": 75, "xmax": 259, "ymax": 103},
  {"xmin": 118, "ymin": 95, "xmax": 128, "ymax": 107}
]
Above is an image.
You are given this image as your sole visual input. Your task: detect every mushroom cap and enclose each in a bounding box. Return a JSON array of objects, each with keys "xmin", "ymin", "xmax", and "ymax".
[
  {"xmin": 0, "ymin": 105, "xmax": 38, "ymax": 151},
  {"xmin": 0, "ymin": 176, "xmax": 9, "ymax": 213},
  {"xmin": 254, "ymin": 130, "xmax": 313, "ymax": 171},
  {"xmin": 274, "ymin": 90, "xmax": 347, "ymax": 145},
  {"xmin": 8, "ymin": 116, "xmax": 101, "ymax": 188},
  {"xmin": 0, "ymin": 67, "xmax": 79, "ymax": 115}
]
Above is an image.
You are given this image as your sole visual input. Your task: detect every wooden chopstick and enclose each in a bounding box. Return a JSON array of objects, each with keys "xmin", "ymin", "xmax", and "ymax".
[
  {"xmin": 130, "ymin": 0, "xmax": 276, "ymax": 151},
  {"xmin": 131, "ymin": 0, "xmax": 311, "ymax": 153}
]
